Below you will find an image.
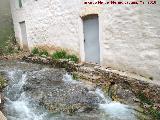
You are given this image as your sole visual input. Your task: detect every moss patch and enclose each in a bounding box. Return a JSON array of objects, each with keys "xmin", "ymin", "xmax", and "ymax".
[
  {"xmin": 0, "ymin": 75, "xmax": 7, "ymax": 89},
  {"xmin": 72, "ymin": 73, "xmax": 79, "ymax": 80},
  {"xmin": 137, "ymin": 92, "xmax": 154, "ymax": 105}
]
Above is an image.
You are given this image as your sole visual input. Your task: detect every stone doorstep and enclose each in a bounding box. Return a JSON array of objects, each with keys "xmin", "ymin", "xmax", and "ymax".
[{"xmin": 0, "ymin": 111, "xmax": 6, "ymax": 120}]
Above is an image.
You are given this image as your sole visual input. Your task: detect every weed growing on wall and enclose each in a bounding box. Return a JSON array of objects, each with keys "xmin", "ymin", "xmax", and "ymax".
[
  {"xmin": 52, "ymin": 50, "xmax": 67, "ymax": 59},
  {"xmin": 72, "ymin": 73, "xmax": 79, "ymax": 80},
  {"xmin": 67, "ymin": 55, "xmax": 79, "ymax": 63},
  {"xmin": 39, "ymin": 49, "xmax": 49, "ymax": 57},
  {"xmin": 31, "ymin": 48, "xmax": 79, "ymax": 63},
  {"xmin": 31, "ymin": 47, "xmax": 49, "ymax": 57},
  {"xmin": 52, "ymin": 50, "xmax": 79, "ymax": 63},
  {"xmin": 31, "ymin": 47, "xmax": 39, "ymax": 55}
]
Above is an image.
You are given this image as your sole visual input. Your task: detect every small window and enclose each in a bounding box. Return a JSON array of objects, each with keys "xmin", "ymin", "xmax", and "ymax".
[{"xmin": 19, "ymin": 0, "xmax": 22, "ymax": 8}]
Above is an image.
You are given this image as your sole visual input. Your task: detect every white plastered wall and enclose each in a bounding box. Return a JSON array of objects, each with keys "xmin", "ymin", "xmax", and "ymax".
[{"xmin": 10, "ymin": 0, "xmax": 160, "ymax": 80}]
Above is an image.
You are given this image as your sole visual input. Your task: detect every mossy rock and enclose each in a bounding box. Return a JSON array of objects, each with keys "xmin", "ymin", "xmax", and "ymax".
[{"xmin": 0, "ymin": 75, "xmax": 7, "ymax": 90}]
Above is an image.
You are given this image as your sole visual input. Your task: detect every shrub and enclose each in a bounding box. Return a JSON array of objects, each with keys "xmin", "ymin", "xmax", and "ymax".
[
  {"xmin": 39, "ymin": 49, "xmax": 49, "ymax": 57},
  {"xmin": 31, "ymin": 47, "xmax": 39, "ymax": 55},
  {"xmin": 52, "ymin": 50, "xmax": 67, "ymax": 59},
  {"xmin": 52, "ymin": 50, "xmax": 79, "ymax": 63},
  {"xmin": 67, "ymin": 54, "xmax": 79, "ymax": 63}
]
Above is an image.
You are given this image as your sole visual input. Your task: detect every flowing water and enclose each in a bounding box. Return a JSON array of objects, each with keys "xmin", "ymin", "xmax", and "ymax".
[{"xmin": 0, "ymin": 61, "xmax": 145, "ymax": 120}]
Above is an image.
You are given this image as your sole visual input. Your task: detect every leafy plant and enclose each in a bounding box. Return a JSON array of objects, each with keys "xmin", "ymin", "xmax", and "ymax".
[
  {"xmin": 52, "ymin": 50, "xmax": 67, "ymax": 59},
  {"xmin": 39, "ymin": 49, "xmax": 49, "ymax": 57},
  {"xmin": 31, "ymin": 47, "xmax": 39, "ymax": 55},
  {"xmin": 67, "ymin": 54, "xmax": 79, "ymax": 63},
  {"xmin": 52, "ymin": 50, "xmax": 79, "ymax": 63}
]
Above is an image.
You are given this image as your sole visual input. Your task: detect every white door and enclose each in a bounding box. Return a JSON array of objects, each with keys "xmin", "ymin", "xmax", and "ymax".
[
  {"xmin": 20, "ymin": 21, "xmax": 28, "ymax": 50},
  {"xmin": 83, "ymin": 15, "xmax": 100, "ymax": 64}
]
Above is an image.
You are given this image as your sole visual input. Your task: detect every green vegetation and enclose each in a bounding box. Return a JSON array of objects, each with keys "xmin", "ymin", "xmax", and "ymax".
[
  {"xmin": 0, "ymin": 34, "xmax": 20, "ymax": 55},
  {"xmin": 147, "ymin": 108, "xmax": 160, "ymax": 119},
  {"xmin": 52, "ymin": 50, "xmax": 79, "ymax": 63},
  {"xmin": 52, "ymin": 50, "xmax": 67, "ymax": 59},
  {"xmin": 0, "ymin": 31, "xmax": 20, "ymax": 55},
  {"xmin": 0, "ymin": 8, "xmax": 14, "ymax": 55},
  {"xmin": 39, "ymin": 49, "xmax": 49, "ymax": 57},
  {"xmin": 31, "ymin": 48, "xmax": 79, "ymax": 62},
  {"xmin": 72, "ymin": 73, "xmax": 79, "ymax": 80},
  {"xmin": 31, "ymin": 47, "xmax": 49, "ymax": 57},
  {"xmin": 137, "ymin": 92, "xmax": 153, "ymax": 105},
  {"xmin": 137, "ymin": 92, "xmax": 160, "ymax": 119},
  {"xmin": 67, "ymin": 55, "xmax": 79, "ymax": 63},
  {"xmin": 31, "ymin": 47, "xmax": 39, "ymax": 55},
  {"xmin": 0, "ymin": 75, "xmax": 7, "ymax": 89},
  {"xmin": 0, "ymin": 22, "xmax": 13, "ymax": 54}
]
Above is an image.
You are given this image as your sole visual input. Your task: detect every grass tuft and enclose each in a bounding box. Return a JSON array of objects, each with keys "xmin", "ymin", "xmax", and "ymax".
[
  {"xmin": 52, "ymin": 50, "xmax": 67, "ymax": 59},
  {"xmin": 52, "ymin": 50, "xmax": 79, "ymax": 63},
  {"xmin": 39, "ymin": 49, "xmax": 49, "ymax": 57},
  {"xmin": 31, "ymin": 47, "xmax": 39, "ymax": 55},
  {"xmin": 67, "ymin": 54, "xmax": 79, "ymax": 63}
]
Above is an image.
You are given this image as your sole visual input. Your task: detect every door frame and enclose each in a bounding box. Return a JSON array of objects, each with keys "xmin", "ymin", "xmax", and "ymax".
[
  {"xmin": 19, "ymin": 21, "xmax": 29, "ymax": 51},
  {"xmin": 80, "ymin": 14, "xmax": 103, "ymax": 64}
]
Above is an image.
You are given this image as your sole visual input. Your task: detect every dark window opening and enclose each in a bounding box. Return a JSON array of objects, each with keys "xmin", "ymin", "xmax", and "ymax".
[{"xmin": 19, "ymin": 0, "xmax": 22, "ymax": 8}]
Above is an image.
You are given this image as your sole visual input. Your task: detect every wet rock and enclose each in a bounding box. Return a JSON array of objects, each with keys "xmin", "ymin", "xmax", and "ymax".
[
  {"xmin": 109, "ymin": 83, "xmax": 139, "ymax": 106},
  {"xmin": 24, "ymin": 83, "xmax": 101, "ymax": 113},
  {"xmin": 23, "ymin": 68, "xmax": 102, "ymax": 114}
]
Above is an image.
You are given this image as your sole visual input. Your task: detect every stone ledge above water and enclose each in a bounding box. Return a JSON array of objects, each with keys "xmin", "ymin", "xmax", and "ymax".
[{"xmin": 22, "ymin": 55, "xmax": 160, "ymax": 115}]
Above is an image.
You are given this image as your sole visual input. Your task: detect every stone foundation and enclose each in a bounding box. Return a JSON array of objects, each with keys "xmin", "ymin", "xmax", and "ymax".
[{"xmin": 22, "ymin": 55, "xmax": 160, "ymax": 118}]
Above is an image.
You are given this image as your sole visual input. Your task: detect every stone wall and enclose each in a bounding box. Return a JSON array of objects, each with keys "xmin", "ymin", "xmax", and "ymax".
[
  {"xmin": 10, "ymin": 0, "xmax": 160, "ymax": 80},
  {"xmin": 23, "ymin": 55, "xmax": 160, "ymax": 118}
]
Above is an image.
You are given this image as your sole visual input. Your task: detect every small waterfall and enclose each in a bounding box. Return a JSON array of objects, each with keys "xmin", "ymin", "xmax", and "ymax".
[
  {"xmin": 1, "ymin": 62, "xmax": 141, "ymax": 120},
  {"xmin": 95, "ymin": 88, "xmax": 112, "ymax": 104},
  {"xmin": 62, "ymin": 74, "xmax": 137, "ymax": 120},
  {"xmin": 62, "ymin": 73, "xmax": 80, "ymax": 84},
  {"xmin": 4, "ymin": 70, "xmax": 47, "ymax": 120},
  {"xmin": 95, "ymin": 89, "xmax": 136, "ymax": 120}
]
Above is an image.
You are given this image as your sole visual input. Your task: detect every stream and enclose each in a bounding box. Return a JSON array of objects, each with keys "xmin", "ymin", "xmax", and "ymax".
[{"xmin": 0, "ymin": 61, "xmax": 145, "ymax": 120}]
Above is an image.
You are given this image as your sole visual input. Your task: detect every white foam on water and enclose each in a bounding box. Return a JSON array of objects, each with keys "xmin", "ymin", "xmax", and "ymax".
[
  {"xmin": 4, "ymin": 69, "xmax": 138, "ymax": 120},
  {"xmin": 62, "ymin": 73, "xmax": 80, "ymax": 84},
  {"xmin": 95, "ymin": 88, "xmax": 136, "ymax": 120},
  {"xmin": 95, "ymin": 88, "xmax": 112, "ymax": 104},
  {"xmin": 5, "ymin": 70, "xmax": 48, "ymax": 120}
]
